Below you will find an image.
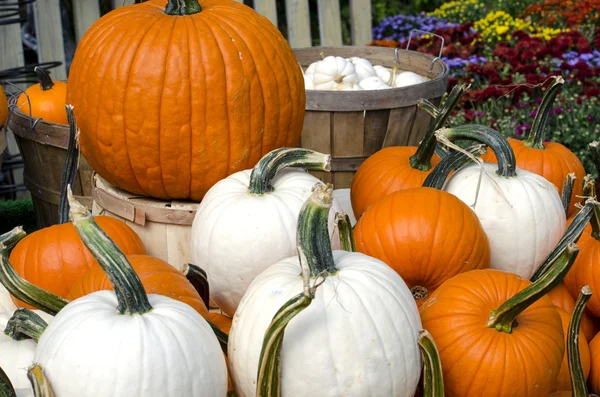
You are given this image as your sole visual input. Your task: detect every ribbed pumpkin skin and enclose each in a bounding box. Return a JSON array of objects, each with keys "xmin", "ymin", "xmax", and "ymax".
[
  {"xmin": 552, "ymin": 308, "xmax": 590, "ymax": 392},
  {"xmin": 350, "ymin": 147, "xmax": 442, "ymax": 218},
  {"xmin": 589, "ymin": 333, "xmax": 600, "ymax": 394},
  {"xmin": 67, "ymin": 255, "xmax": 209, "ymax": 317},
  {"xmin": 67, "ymin": 0, "xmax": 305, "ymax": 201},
  {"xmin": 9, "ymin": 216, "xmax": 145, "ymax": 308},
  {"xmin": 547, "ymin": 283, "xmax": 599, "ymax": 342},
  {"xmin": 16, "ymin": 81, "xmax": 68, "ymax": 125},
  {"xmin": 353, "ymin": 188, "xmax": 490, "ymax": 300},
  {"xmin": 419, "ymin": 269, "xmax": 564, "ymax": 397},
  {"xmin": 0, "ymin": 86, "xmax": 8, "ymax": 126},
  {"xmin": 482, "ymin": 139, "xmax": 585, "ymax": 216},
  {"xmin": 564, "ymin": 238, "xmax": 600, "ymax": 317}
]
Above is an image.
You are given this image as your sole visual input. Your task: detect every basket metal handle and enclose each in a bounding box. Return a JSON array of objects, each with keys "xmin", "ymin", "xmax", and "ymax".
[{"xmin": 396, "ymin": 29, "xmax": 446, "ymax": 72}]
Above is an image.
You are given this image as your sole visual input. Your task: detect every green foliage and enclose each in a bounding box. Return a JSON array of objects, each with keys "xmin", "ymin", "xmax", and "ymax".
[
  {"xmin": 0, "ymin": 199, "xmax": 37, "ymax": 235},
  {"xmin": 428, "ymin": 0, "xmax": 490, "ymax": 25}
]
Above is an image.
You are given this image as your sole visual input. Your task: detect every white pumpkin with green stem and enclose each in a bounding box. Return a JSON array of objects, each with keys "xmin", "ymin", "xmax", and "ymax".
[
  {"xmin": 313, "ymin": 56, "xmax": 360, "ymax": 90},
  {"xmin": 229, "ymin": 183, "xmax": 422, "ymax": 397},
  {"xmin": 438, "ymin": 125, "xmax": 566, "ymax": 278},
  {"xmin": 191, "ymin": 148, "xmax": 342, "ymax": 317},
  {"xmin": 31, "ymin": 191, "xmax": 227, "ymax": 397}
]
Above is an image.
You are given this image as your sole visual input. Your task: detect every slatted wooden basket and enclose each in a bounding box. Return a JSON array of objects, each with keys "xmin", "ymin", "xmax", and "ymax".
[{"xmin": 295, "ymin": 46, "xmax": 449, "ymax": 188}]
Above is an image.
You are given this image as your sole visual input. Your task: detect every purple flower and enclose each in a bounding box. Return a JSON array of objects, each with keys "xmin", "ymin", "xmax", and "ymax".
[
  {"xmin": 515, "ymin": 124, "xmax": 531, "ymax": 138},
  {"xmin": 535, "ymin": 98, "xmax": 543, "ymax": 104},
  {"xmin": 588, "ymin": 115, "xmax": 595, "ymax": 121},
  {"xmin": 516, "ymin": 102, "xmax": 530, "ymax": 109},
  {"xmin": 529, "ymin": 109, "xmax": 538, "ymax": 118},
  {"xmin": 552, "ymin": 108, "xmax": 563, "ymax": 115}
]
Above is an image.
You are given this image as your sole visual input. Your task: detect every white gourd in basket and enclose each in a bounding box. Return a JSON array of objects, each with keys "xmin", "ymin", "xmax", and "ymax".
[
  {"xmin": 359, "ymin": 76, "xmax": 391, "ymax": 90},
  {"xmin": 346, "ymin": 57, "xmax": 378, "ymax": 81},
  {"xmin": 313, "ymin": 56, "xmax": 360, "ymax": 90}
]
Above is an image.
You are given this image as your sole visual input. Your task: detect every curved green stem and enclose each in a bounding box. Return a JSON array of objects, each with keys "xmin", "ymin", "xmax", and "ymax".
[
  {"xmin": 208, "ymin": 321, "xmax": 228, "ymax": 356},
  {"xmin": 27, "ymin": 365, "xmax": 54, "ymax": 397},
  {"xmin": 423, "ymin": 144, "xmax": 485, "ymax": 190},
  {"xmin": 164, "ymin": 0, "xmax": 202, "ymax": 15},
  {"xmin": 68, "ymin": 189, "xmax": 152, "ymax": 315},
  {"xmin": 488, "ymin": 243, "xmax": 579, "ymax": 333},
  {"xmin": 434, "ymin": 143, "xmax": 451, "ymax": 159},
  {"xmin": 525, "ymin": 76, "xmax": 564, "ymax": 149},
  {"xmin": 567, "ymin": 286, "xmax": 592, "ymax": 397},
  {"xmin": 58, "ymin": 105, "xmax": 80, "ymax": 224},
  {"xmin": 531, "ymin": 200, "xmax": 597, "ymax": 281},
  {"xmin": 0, "ymin": 227, "xmax": 68, "ymax": 316},
  {"xmin": 592, "ymin": 200, "xmax": 600, "ymax": 241},
  {"xmin": 34, "ymin": 67, "xmax": 54, "ymax": 91},
  {"xmin": 248, "ymin": 148, "xmax": 331, "ymax": 195},
  {"xmin": 183, "ymin": 263, "xmax": 210, "ymax": 309},
  {"xmin": 409, "ymin": 84, "xmax": 468, "ymax": 171},
  {"xmin": 582, "ymin": 175, "xmax": 595, "ymax": 200},
  {"xmin": 562, "ymin": 173, "xmax": 576, "ymax": 218},
  {"xmin": 436, "ymin": 125, "xmax": 517, "ymax": 177},
  {"xmin": 419, "ymin": 330, "xmax": 445, "ymax": 397},
  {"xmin": 0, "ymin": 366, "xmax": 16, "ymax": 397},
  {"xmin": 335, "ymin": 212, "xmax": 355, "ymax": 252},
  {"xmin": 418, "ymin": 99, "xmax": 440, "ymax": 119},
  {"xmin": 4, "ymin": 308, "xmax": 48, "ymax": 342},
  {"xmin": 297, "ymin": 183, "xmax": 336, "ymax": 277}
]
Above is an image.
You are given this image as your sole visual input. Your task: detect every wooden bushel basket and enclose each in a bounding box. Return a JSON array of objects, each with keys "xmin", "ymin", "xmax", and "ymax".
[
  {"xmin": 6, "ymin": 103, "xmax": 94, "ymax": 228},
  {"xmin": 295, "ymin": 46, "xmax": 449, "ymax": 188}
]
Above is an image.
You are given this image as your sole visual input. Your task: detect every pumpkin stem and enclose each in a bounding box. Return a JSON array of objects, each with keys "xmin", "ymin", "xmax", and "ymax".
[
  {"xmin": 568, "ymin": 286, "xmax": 592, "ymax": 397},
  {"xmin": 256, "ymin": 224, "xmax": 325, "ymax": 397},
  {"xmin": 27, "ymin": 365, "xmax": 55, "ymax": 397},
  {"xmin": 34, "ymin": 67, "xmax": 54, "ymax": 91},
  {"xmin": 58, "ymin": 105, "xmax": 80, "ymax": 224},
  {"xmin": 4, "ymin": 308, "xmax": 47, "ymax": 343},
  {"xmin": 561, "ymin": 173, "xmax": 576, "ymax": 218},
  {"xmin": 335, "ymin": 212, "xmax": 355, "ymax": 252},
  {"xmin": 164, "ymin": 0, "xmax": 202, "ymax": 15},
  {"xmin": 68, "ymin": 188, "xmax": 153, "ymax": 315},
  {"xmin": 530, "ymin": 200, "xmax": 597, "ymax": 281},
  {"xmin": 418, "ymin": 99, "xmax": 441, "ymax": 119},
  {"xmin": 582, "ymin": 175, "xmax": 596, "ymax": 201},
  {"xmin": 525, "ymin": 76, "xmax": 564, "ymax": 150},
  {"xmin": 409, "ymin": 84, "xmax": 469, "ymax": 171},
  {"xmin": 422, "ymin": 144, "xmax": 486, "ymax": 190},
  {"xmin": 488, "ymin": 243, "xmax": 579, "ymax": 333},
  {"xmin": 208, "ymin": 321, "xmax": 229, "ymax": 355},
  {"xmin": 248, "ymin": 148, "xmax": 331, "ymax": 195},
  {"xmin": 434, "ymin": 143, "xmax": 451, "ymax": 159},
  {"xmin": 297, "ymin": 183, "xmax": 336, "ymax": 277},
  {"xmin": 0, "ymin": 366, "xmax": 16, "ymax": 397},
  {"xmin": 182, "ymin": 263, "xmax": 210, "ymax": 308},
  {"xmin": 590, "ymin": 142, "xmax": 600, "ymax": 180},
  {"xmin": 436, "ymin": 125, "xmax": 517, "ymax": 178},
  {"xmin": 419, "ymin": 330, "xmax": 445, "ymax": 397},
  {"xmin": 0, "ymin": 228, "xmax": 69, "ymax": 316}
]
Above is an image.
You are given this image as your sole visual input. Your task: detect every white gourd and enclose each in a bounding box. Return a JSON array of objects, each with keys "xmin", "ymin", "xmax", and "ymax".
[
  {"xmin": 0, "ymin": 283, "xmax": 16, "ymax": 313},
  {"xmin": 393, "ymin": 71, "xmax": 426, "ymax": 87},
  {"xmin": 373, "ymin": 65, "xmax": 393, "ymax": 83},
  {"xmin": 358, "ymin": 76, "xmax": 391, "ymax": 90},
  {"xmin": 304, "ymin": 73, "xmax": 314, "ymax": 90},
  {"xmin": 330, "ymin": 82, "xmax": 363, "ymax": 91},
  {"xmin": 346, "ymin": 57, "xmax": 377, "ymax": 81},
  {"xmin": 332, "ymin": 188, "xmax": 357, "ymax": 226},
  {"xmin": 305, "ymin": 61, "xmax": 318, "ymax": 76},
  {"xmin": 313, "ymin": 56, "xmax": 359, "ymax": 90}
]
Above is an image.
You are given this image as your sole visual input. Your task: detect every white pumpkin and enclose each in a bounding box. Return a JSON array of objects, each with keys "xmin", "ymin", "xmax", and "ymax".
[
  {"xmin": 0, "ymin": 283, "xmax": 16, "ymax": 314},
  {"xmin": 393, "ymin": 71, "xmax": 426, "ymax": 88},
  {"xmin": 346, "ymin": 57, "xmax": 377, "ymax": 81},
  {"xmin": 330, "ymin": 82, "xmax": 363, "ymax": 91},
  {"xmin": 33, "ymin": 196, "xmax": 228, "ymax": 397},
  {"xmin": 305, "ymin": 61, "xmax": 318, "ymax": 76},
  {"xmin": 313, "ymin": 56, "xmax": 359, "ymax": 90},
  {"xmin": 229, "ymin": 184, "xmax": 422, "ymax": 397},
  {"xmin": 440, "ymin": 125, "xmax": 566, "ymax": 278},
  {"xmin": 374, "ymin": 65, "xmax": 393, "ymax": 83},
  {"xmin": 358, "ymin": 76, "xmax": 391, "ymax": 90},
  {"xmin": 191, "ymin": 148, "xmax": 342, "ymax": 317},
  {"xmin": 304, "ymin": 73, "xmax": 314, "ymax": 90},
  {"xmin": 332, "ymin": 188, "xmax": 356, "ymax": 226}
]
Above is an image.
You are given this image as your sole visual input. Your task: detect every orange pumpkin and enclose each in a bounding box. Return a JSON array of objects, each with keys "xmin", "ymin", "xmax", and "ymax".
[
  {"xmin": 350, "ymin": 84, "xmax": 467, "ymax": 218},
  {"xmin": 354, "ymin": 149, "xmax": 491, "ymax": 304},
  {"xmin": 552, "ymin": 307, "xmax": 591, "ymax": 392},
  {"xmin": 482, "ymin": 77, "xmax": 585, "ymax": 217},
  {"xmin": 0, "ymin": 85, "xmax": 8, "ymax": 127},
  {"xmin": 66, "ymin": 0, "xmax": 305, "ymax": 201},
  {"xmin": 547, "ymin": 283, "xmax": 599, "ymax": 342},
  {"xmin": 564, "ymin": 234, "xmax": 600, "ymax": 318},
  {"xmin": 589, "ymin": 333, "xmax": 600, "ymax": 394},
  {"xmin": 16, "ymin": 67, "xmax": 67, "ymax": 125},
  {"xmin": 9, "ymin": 217, "xmax": 145, "ymax": 308}
]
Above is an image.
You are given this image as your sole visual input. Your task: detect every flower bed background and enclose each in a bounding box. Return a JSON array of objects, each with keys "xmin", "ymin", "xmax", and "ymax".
[{"xmin": 369, "ymin": 0, "xmax": 600, "ymax": 177}]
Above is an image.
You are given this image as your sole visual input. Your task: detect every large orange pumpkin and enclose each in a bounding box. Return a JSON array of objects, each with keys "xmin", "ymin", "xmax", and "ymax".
[
  {"xmin": 9, "ymin": 217, "xmax": 145, "ymax": 308},
  {"xmin": 16, "ymin": 67, "xmax": 68, "ymax": 125},
  {"xmin": 589, "ymin": 333, "xmax": 600, "ymax": 394},
  {"xmin": 350, "ymin": 84, "xmax": 467, "ymax": 218},
  {"xmin": 66, "ymin": 0, "xmax": 305, "ymax": 201},
  {"xmin": 482, "ymin": 77, "xmax": 585, "ymax": 216},
  {"xmin": 552, "ymin": 307, "xmax": 590, "ymax": 392},
  {"xmin": 0, "ymin": 85, "xmax": 8, "ymax": 127}
]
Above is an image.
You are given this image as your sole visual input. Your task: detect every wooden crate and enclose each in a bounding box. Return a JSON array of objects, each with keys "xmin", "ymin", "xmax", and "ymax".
[
  {"xmin": 6, "ymin": 107, "xmax": 93, "ymax": 228},
  {"xmin": 92, "ymin": 175, "xmax": 197, "ymax": 270},
  {"xmin": 295, "ymin": 46, "xmax": 449, "ymax": 188}
]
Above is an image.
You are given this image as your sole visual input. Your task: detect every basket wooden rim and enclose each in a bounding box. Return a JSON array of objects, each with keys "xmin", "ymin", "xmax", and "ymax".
[
  {"xmin": 92, "ymin": 174, "xmax": 198, "ymax": 227},
  {"xmin": 6, "ymin": 105, "xmax": 70, "ymax": 149},
  {"xmin": 294, "ymin": 46, "xmax": 449, "ymax": 111}
]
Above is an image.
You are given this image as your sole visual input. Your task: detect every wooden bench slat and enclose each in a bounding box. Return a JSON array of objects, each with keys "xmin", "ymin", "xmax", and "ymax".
[
  {"xmin": 254, "ymin": 0, "xmax": 278, "ymax": 27},
  {"xmin": 34, "ymin": 0, "xmax": 67, "ymax": 80},
  {"xmin": 349, "ymin": 0, "xmax": 373, "ymax": 45},
  {"xmin": 317, "ymin": 0, "xmax": 342, "ymax": 46},
  {"xmin": 285, "ymin": 0, "xmax": 311, "ymax": 48},
  {"xmin": 73, "ymin": 0, "xmax": 101, "ymax": 42}
]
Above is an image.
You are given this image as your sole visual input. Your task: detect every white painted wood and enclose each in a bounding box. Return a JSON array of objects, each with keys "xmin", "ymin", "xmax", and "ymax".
[
  {"xmin": 349, "ymin": 0, "xmax": 373, "ymax": 45},
  {"xmin": 253, "ymin": 0, "xmax": 278, "ymax": 26},
  {"xmin": 111, "ymin": 0, "xmax": 135, "ymax": 7},
  {"xmin": 33, "ymin": 0, "xmax": 67, "ymax": 80},
  {"xmin": 285, "ymin": 0, "xmax": 311, "ymax": 48},
  {"xmin": 317, "ymin": 0, "xmax": 342, "ymax": 46},
  {"xmin": 72, "ymin": 0, "xmax": 101, "ymax": 42}
]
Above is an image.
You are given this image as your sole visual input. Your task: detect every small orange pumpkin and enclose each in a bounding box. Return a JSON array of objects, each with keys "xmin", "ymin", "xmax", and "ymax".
[
  {"xmin": 350, "ymin": 84, "xmax": 467, "ymax": 218},
  {"xmin": 482, "ymin": 77, "xmax": 585, "ymax": 216},
  {"xmin": 552, "ymin": 307, "xmax": 591, "ymax": 392},
  {"xmin": 16, "ymin": 67, "xmax": 67, "ymax": 124},
  {"xmin": 0, "ymin": 85, "xmax": 8, "ymax": 126},
  {"xmin": 547, "ymin": 283, "xmax": 599, "ymax": 342}
]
